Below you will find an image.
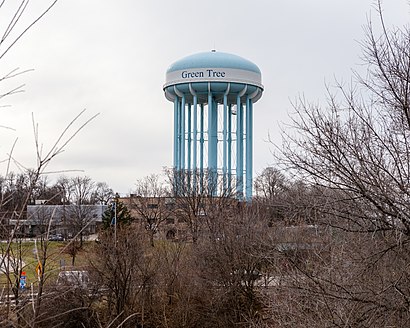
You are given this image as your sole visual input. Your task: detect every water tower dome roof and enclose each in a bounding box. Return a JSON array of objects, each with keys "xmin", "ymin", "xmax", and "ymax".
[{"xmin": 166, "ymin": 51, "xmax": 261, "ymax": 74}]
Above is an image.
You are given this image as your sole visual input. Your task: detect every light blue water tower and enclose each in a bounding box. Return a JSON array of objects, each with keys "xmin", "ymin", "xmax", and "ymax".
[{"xmin": 163, "ymin": 50, "xmax": 263, "ymax": 201}]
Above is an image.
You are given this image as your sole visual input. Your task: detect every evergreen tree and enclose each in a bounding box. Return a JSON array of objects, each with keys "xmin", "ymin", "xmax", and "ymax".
[{"xmin": 102, "ymin": 194, "xmax": 133, "ymax": 229}]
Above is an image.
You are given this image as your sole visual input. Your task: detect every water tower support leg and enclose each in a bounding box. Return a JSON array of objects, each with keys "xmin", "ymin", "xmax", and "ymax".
[
  {"xmin": 180, "ymin": 96, "xmax": 186, "ymax": 171},
  {"xmin": 208, "ymin": 92, "xmax": 218, "ymax": 195},
  {"xmin": 245, "ymin": 98, "xmax": 253, "ymax": 201},
  {"xmin": 236, "ymin": 96, "xmax": 244, "ymax": 200},
  {"xmin": 228, "ymin": 104, "xmax": 232, "ymax": 191},
  {"xmin": 193, "ymin": 95, "xmax": 198, "ymax": 192},
  {"xmin": 173, "ymin": 97, "xmax": 179, "ymax": 170},
  {"xmin": 187, "ymin": 104, "xmax": 192, "ymax": 172},
  {"xmin": 200, "ymin": 104, "xmax": 204, "ymax": 193},
  {"xmin": 223, "ymin": 94, "xmax": 228, "ymax": 192}
]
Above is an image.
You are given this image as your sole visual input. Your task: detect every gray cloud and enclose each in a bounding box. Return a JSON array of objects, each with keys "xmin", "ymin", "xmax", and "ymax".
[{"xmin": 1, "ymin": 0, "xmax": 409, "ymax": 194}]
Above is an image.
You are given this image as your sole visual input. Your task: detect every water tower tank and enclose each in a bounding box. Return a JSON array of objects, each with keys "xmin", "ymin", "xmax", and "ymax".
[{"xmin": 164, "ymin": 50, "xmax": 263, "ymax": 200}]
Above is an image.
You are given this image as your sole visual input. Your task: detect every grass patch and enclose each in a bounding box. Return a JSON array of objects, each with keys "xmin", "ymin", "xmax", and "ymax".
[{"xmin": 0, "ymin": 240, "xmax": 97, "ymax": 289}]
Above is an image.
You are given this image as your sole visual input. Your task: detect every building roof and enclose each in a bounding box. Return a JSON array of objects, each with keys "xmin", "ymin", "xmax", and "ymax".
[{"xmin": 25, "ymin": 204, "xmax": 107, "ymax": 224}]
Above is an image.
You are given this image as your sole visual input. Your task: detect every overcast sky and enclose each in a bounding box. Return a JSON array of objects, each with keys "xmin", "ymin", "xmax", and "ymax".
[{"xmin": 0, "ymin": 0, "xmax": 409, "ymax": 195}]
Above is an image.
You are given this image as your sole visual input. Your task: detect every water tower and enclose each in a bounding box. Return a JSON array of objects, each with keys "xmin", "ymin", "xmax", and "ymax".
[{"xmin": 163, "ymin": 50, "xmax": 263, "ymax": 200}]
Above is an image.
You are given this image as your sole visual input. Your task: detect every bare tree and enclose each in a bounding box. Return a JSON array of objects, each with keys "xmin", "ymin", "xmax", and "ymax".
[
  {"xmin": 69, "ymin": 176, "xmax": 95, "ymax": 206},
  {"xmin": 93, "ymin": 224, "xmax": 156, "ymax": 326},
  {"xmin": 0, "ymin": 111, "xmax": 98, "ymax": 326},
  {"xmin": 92, "ymin": 181, "xmax": 114, "ymax": 205},
  {"xmin": 0, "ymin": 1, "xmax": 104, "ymax": 326},
  {"xmin": 132, "ymin": 174, "xmax": 170, "ymax": 246},
  {"xmin": 277, "ymin": 3, "xmax": 410, "ymax": 326},
  {"xmin": 166, "ymin": 169, "xmax": 236, "ymax": 243},
  {"xmin": 254, "ymin": 167, "xmax": 287, "ymax": 201},
  {"xmin": 65, "ymin": 176, "xmax": 95, "ymax": 246},
  {"xmin": 194, "ymin": 202, "xmax": 271, "ymax": 327},
  {"xmin": 0, "ymin": 1, "xmax": 59, "ymax": 102}
]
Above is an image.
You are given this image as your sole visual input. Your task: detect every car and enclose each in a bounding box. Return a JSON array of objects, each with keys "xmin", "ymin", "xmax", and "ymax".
[{"xmin": 49, "ymin": 234, "xmax": 64, "ymax": 241}]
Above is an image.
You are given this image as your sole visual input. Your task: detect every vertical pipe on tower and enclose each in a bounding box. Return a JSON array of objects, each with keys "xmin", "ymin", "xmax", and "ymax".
[
  {"xmin": 187, "ymin": 103, "xmax": 192, "ymax": 172},
  {"xmin": 180, "ymin": 95, "xmax": 186, "ymax": 171},
  {"xmin": 222, "ymin": 83, "xmax": 230, "ymax": 192},
  {"xmin": 245, "ymin": 97, "xmax": 253, "ymax": 201},
  {"xmin": 223, "ymin": 94, "xmax": 228, "ymax": 191},
  {"xmin": 227, "ymin": 104, "xmax": 232, "ymax": 191},
  {"xmin": 173, "ymin": 96, "xmax": 179, "ymax": 170},
  {"xmin": 236, "ymin": 96, "xmax": 243, "ymax": 200},
  {"xmin": 208, "ymin": 90, "xmax": 218, "ymax": 194},
  {"xmin": 236, "ymin": 85, "xmax": 247, "ymax": 200},
  {"xmin": 208, "ymin": 91, "xmax": 213, "ymax": 172},
  {"xmin": 200, "ymin": 103, "xmax": 204, "ymax": 192},
  {"xmin": 193, "ymin": 94, "xmax": 198, "ymax": 192},
  {"xmin": 177, "ymin": 99, "xmax": 182, "ymax": 172},
  {"xmin": 173, "ymin": 96, "xmax": 180, "ymax": 195},
  {"xmin": 213, "ymin": 98, "xmax": 218, "ymax": 195}
]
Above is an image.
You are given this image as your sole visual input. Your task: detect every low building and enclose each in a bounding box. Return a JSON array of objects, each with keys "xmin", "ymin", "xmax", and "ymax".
[
  {"xmin": 121, "ymin": 195, "xmax": 242, "ymax": 242},
  {"xmin": 14, "ymin": 204, "xmax": 107, "ymax": 238}
]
